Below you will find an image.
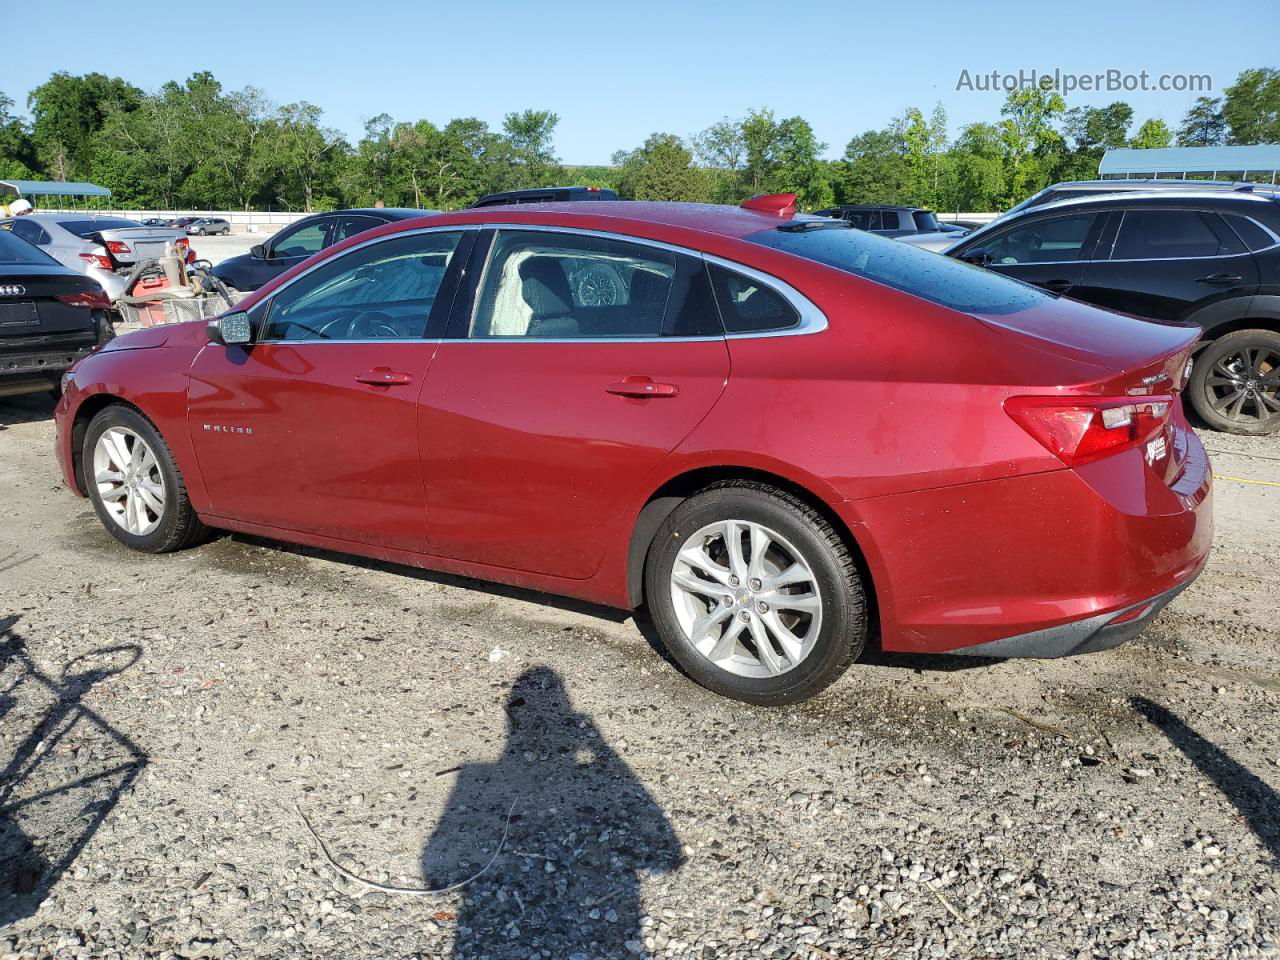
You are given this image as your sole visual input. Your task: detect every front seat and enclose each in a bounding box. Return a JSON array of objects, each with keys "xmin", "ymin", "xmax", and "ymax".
[{"xmin": 519, "ymin": 257, "xmax": 578, "ymax": 338}]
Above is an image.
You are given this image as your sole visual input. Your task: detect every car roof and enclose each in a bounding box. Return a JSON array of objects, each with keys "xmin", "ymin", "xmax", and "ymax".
[
  {"xmin": 821, "ymin": 204, "xmax": 926, "ymax": 213},
  {"xmin": 406, "ymin": 201, "xmax": 821, "ymax": 242},
  {"xmin": 1022, "ymin": 190, "xmax": 1280, "ymax": 215},
  {"xmin": 1046, "ymin": 179, "xmax": 1254, "ymax": 191}
]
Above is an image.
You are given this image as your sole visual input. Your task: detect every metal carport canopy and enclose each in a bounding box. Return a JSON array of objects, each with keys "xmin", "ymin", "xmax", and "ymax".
[
  {"xmin": 0, "ymin": 179, "xmax": 112, "ymax": 197},
  {"xmin": 1099, "ymin": 145, "xmax": 1280, "ymax": 176}
]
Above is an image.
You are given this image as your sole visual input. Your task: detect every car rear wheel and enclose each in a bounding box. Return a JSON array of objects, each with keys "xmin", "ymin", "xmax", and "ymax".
[
  {"xmin": 643, "ymin": 481, "xmax": 867, "ymax": 705},
  {"xmin": 84, "ymin": 405, "xmax": 208, "ymax": 553},
  {"xmin": 1189, "ymin": 329, "xmax": 1280, "ymax": 435}
]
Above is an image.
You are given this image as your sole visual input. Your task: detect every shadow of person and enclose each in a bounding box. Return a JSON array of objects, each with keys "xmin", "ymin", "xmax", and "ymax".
[
  {"xmin": 421, "ymin": 667, "xmax": 682, "ymax": 959},
  {"xmin": 0, "ymin": 615, "xmax": 147, "ymax": 927},
  {"xmin": 1133, "ymin": 696, "xmax": 1279, "ymax": 867}
]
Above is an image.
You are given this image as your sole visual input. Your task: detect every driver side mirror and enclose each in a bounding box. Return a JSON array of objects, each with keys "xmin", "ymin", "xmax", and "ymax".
[
  {"xmin": 250, "ymin": 243, "xmax": 268, "ymax": 260},
  {"xmin": 960, "ymin": 247, "xmax": 994, "ymax": 266},
  {"xmin": 208, "ymin": 310, "xmax": 253, "ymax": 347}
]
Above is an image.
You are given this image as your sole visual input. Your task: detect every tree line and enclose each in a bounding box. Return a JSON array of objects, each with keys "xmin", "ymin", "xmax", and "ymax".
[{"xmin": 1, "ymin": 67, "xmax": 1276, "ymax": 214}]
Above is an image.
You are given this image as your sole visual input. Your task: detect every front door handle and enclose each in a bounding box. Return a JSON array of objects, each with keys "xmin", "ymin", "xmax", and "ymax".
[
  {"xmin": 606, "ymin": 377, "xmax": 679, "ymax": 399},
  {"xmin": 355, "ymin": 368, "xmax": 413, "ymax": 386},
  {"xmin": 1042, "ymin": 278, "xmax": 1074, "ymax": 292},
  {"xmin": 1196, "ymin": 273, "xmax": 1242, "ymax": 285}
]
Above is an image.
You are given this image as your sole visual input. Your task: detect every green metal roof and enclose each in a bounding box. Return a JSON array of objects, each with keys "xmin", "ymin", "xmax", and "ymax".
[
  {"xmin": 1100, "ymin": 145, "xmax": 1280, "ymax": 175},
  {"xmin": 0, "ymin": 179, "xmax": 112, "ymax": 198}
]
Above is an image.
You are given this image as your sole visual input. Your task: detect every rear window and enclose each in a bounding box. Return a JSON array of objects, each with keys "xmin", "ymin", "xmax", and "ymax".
[
  {"xmin": 912, "ymin": 211, "xmax": 939, "ymax": 232},
  {"xmin": 59, "ymin": 218, "xmax": 143, "ymax": 237},
  {"xmin": 1221, "ymin": 214, "xmax": 1277, "ymax": 251},
  {"xmin": 0, "ymin": 229, "xmax": 58, "ymax": 265},
  {"xmin": 747, "ymin": 225, "xmax": 1052, "ymax": 316}
]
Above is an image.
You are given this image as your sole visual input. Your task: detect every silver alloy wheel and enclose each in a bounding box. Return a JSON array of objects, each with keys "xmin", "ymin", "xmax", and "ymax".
[
  {"xmin": 93, "ymin": 426, "xmax": 166, "ymax": 536},
  {"xmin": 669, "ymin": 519, "xmax": 823, "ymax": 679}
]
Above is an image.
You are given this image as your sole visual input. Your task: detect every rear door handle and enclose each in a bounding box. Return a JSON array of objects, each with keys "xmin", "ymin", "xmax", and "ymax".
[
  {"xmin": 1196, "ymin": 273, "xmax": 1242, "ymax": 285},
  {"xmin": 1042, "ymin": 278, "xmax": 1074, "ymax": 292},
  {"xmin": 606, "ymin": 377, "xmax": 679, "ymax": 399},
  {"xmin": 355, "ymin": 368, "xmax": 413, "ymax": 386}
]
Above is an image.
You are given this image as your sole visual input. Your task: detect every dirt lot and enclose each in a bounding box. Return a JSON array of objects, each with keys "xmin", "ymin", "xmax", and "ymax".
[{"xmin": 1, "ymin": 393, "xmax": 1277, "ymax": 960}]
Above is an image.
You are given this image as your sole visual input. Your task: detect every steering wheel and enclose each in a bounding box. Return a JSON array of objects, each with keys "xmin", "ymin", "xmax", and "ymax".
[{"xmin": 348, "ymin": 311, "xmax": 400, "ymax": 339}]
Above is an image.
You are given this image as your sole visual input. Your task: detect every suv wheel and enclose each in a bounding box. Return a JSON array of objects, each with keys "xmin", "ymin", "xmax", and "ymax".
[
  {"xmin": 643, "ymin": 482, "xmax": 867, "ymax": 705},
  {"xmin": 1189, "ymin": 329, "xmax": 1280, "ymax": 435},
  {"xmin": 84, "ymin": 405, "xmax": 208, "ymax": 552}
]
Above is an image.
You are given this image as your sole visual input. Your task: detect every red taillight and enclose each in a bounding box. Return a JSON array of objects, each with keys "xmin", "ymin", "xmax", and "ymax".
[
  {"xmin": 79, "ymin": 252, "xmax": 113, "ymax": 270},
  {"xmin": 57, "ymin": 289, "xmax": 112, "ymax": 309},
  {"xmin": 104, "ymin": 240, "xmax": 131, "ymax": 254},
  {"xmin": 1005, "ymin": 395, "xmax": 1173, "ymax": 467}
]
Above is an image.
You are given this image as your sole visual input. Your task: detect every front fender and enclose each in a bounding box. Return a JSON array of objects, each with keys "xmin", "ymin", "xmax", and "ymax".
[{"xmin": 60, "ymin": 344, "xmax": 209, "ymax": 513}]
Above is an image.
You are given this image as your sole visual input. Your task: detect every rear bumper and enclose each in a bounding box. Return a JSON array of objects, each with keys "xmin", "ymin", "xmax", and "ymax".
[
  {"xmin": 948, "ymin": 568, "xmax": 1200, "ymax": 658},
  {"xmin": 1, "ymin": 345, "xmax": 94, "ymax": 396},
  {"xmin": 842, "ymin": 418, "xmax": 1213, "ymax": 656}
]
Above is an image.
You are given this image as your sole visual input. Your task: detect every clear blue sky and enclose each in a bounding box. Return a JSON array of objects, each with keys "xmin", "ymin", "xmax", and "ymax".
[{"xmin": 6, "ymin": 0, "xmax": 1275, "ymax": 165}]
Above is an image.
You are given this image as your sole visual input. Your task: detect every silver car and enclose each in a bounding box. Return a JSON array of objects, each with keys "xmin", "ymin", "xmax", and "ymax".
[{"xmin": 0, "ymin": 214, "xmax": 189, "ymax": 301}]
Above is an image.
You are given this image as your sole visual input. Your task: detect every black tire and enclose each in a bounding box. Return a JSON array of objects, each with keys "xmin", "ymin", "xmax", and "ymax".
[
  {"xmin": 643, "ymin": 481, "xmax": 867, "ymax": 706},
  {"xmin": 1189, "ymin": 329, "xmax": 1280, "ymax": 435},
  {"xmin": 83, "ymin": 405, "xmax": 208, "ymax": 553}
]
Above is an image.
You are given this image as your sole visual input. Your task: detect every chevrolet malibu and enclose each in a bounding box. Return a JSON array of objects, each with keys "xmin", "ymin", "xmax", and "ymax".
[{"xmin": 53, "ymin": 195, "xmax": 1212, "ymax": 705}]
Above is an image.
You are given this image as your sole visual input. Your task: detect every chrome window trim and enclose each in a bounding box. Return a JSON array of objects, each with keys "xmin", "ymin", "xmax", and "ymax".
[
  {"xmin": 461, "ymin": 223, "xmax": 827, "ymax": 344},
  {"xmin": 253, "ymin": 224, "xmax": 477, "ymax": 344}
]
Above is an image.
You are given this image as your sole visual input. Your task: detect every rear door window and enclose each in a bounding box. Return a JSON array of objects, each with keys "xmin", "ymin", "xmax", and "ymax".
[
  {"xmin": 1111, "ymin": 209, "xmax": 1241, "ymax": 260},
  {"xmin": 470, "ymin": 230, "xmax": 676, "ymax": 339},
  {"xmin": 334, "ymin": 215, "xmax": 384, "ymax": 242}
]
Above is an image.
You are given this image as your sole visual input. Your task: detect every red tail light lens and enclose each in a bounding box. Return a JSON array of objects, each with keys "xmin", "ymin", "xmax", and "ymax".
[
  {"xmin": 1005, "ymin": 395, "xmax": 1173, "ymax": 467},
  {"xmin": 57, "ymin": 289, "xmax": 112, "ymax": 309},
  {"xmin": 79, "ymin": 253, "xmax": 113, "ymax": 270},
  {"xmin": 104, "ymin": 240, "xmax": 131, "ymax": 254}
]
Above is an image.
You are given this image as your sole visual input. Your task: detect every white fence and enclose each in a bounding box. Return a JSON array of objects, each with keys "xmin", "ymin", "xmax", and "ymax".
[{"xmin": 34, "ymin": 208, "xmax": 313, "ymax": 234}]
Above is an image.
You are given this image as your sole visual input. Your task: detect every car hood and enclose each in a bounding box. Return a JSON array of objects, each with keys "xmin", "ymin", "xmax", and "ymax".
[{"xmin": 98, "ymin": 319, "xmax": 208, "ymax": 352}]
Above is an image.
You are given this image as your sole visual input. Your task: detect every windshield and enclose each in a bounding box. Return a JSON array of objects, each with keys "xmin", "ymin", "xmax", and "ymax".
[
  {"xmin": 59, "ymin": 218, "xmax": 144, "ymax": 237},
  {"xmin": 747, "ymin": 224, "xmax": 1053, "ymax": 316},
  {"xmin": 0, "ymin": 229, "xmax": 59, "ymax": 265}
]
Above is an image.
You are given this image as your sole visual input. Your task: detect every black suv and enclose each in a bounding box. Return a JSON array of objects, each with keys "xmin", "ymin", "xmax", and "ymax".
[
  {"xmin": 812, "ymin": 205, "xmax": 948, "ymax": 238},
  {"xmin": 469, "ymin": 186, "xmax": 619, "ymax": 207},
  {"xmin": 948, "ymin": 191, "xmax": 1280, "ymax": 434},
  {"xmin": 212, "ymin": 208, "xmax": 427, "ymax": 292}
]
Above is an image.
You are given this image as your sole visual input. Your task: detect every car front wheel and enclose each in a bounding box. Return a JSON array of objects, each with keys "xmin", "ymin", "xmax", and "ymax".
[
  {"xmin": 84, "ymin": 405, "xmax": 208, "ymax": 552},
  {"xmin": 643, "ymin": 481, "xmax": 867, "ymax": 705},
  {"xmin": 1189, "ymin": 329, "xmax": 1280, "ymax": 435}
]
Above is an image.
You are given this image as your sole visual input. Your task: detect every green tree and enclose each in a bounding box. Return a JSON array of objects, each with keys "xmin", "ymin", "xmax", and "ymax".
[
  {"xmin": 27, "ymin": 72, "xmax": 142, "ymax": 180},
  {"xmin": 612, "ymin": 133, "xmax": 708, "ymax": 202},
  {"xmin": 0, "ymin": 92, "xmax": 36, "ymax": 179},
  {"xmin": 1177, "ymin": 96, "xmax": 1226, "ymax": 146},
  {"xmin": 1222, "ymin": 68, "xmax": 1280, "ymax": 144},
  {"xmin": 833, "ymin": 128, "xmax": 910, "ymax": 205},
  {"xmin": 501, "ymin": 109, "xmax": 562, "ymax": 187},
  {"xmin": 945, "ymin": 122, "xmax": 1004, "ymax": 212},
  {"xmin": 998, "ymin": 87, "xmax": 1066, "ymax": 207},
  {"xmin": 691, "ymin": 117, "xmax": 746, "ymax": 203},
  {"xmin": 1130, "ymin": 118, "xmax": 1173, "ymax": 149}
]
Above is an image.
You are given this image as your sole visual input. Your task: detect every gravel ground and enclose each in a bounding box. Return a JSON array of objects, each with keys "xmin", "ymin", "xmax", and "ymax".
[{"xmin": 0, "ymin": 393, "xmax": 1277, "ymax": 960}]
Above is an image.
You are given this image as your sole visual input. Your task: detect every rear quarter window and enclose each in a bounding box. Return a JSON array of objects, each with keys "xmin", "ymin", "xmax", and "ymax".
[{"xmin": 747, "ymin": 225, "xmax": 1051, "ymax": 316}]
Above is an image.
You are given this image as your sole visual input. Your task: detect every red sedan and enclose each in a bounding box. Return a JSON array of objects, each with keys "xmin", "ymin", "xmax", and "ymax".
[{"xmin": 53, "ymin": 195, "xmax": 1212, "ymax": 704}]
